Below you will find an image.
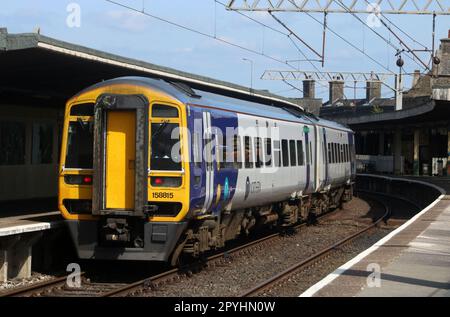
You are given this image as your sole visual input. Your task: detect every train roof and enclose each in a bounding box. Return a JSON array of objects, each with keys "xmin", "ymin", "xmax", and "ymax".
[{"xmin": 76, "ymin": 76, "xmax": 353, "ymax": 133}]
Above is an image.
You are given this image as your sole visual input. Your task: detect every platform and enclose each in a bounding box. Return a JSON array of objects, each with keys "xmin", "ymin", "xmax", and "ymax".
[
  {"xmin": 0, "ymin": 206, "xmax": 64, "ymax": 282},
  {"xmin": 301, "ymin": 175, "xmax": 450, "ymax": 297}
]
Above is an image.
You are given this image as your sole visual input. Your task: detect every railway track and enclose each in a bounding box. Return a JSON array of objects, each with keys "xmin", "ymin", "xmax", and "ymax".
[
  {"xmin": 239, "ymin": 194, "xmax": 393, "ymax": 297},
  {"xmin": 0, "ymin": 195, "xmax": 387, "ymax": 297}
]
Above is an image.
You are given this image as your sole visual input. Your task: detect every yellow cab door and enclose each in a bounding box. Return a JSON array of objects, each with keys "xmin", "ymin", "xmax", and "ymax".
[{"xmin": 105, "ymin": 110, "xmax": 136, "ymax": 210}]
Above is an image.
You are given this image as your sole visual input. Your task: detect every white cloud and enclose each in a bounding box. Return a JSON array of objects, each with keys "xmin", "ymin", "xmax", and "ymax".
[{"xmin": 105, "ymin": 10, "xmax": 149, "ymax": 32}]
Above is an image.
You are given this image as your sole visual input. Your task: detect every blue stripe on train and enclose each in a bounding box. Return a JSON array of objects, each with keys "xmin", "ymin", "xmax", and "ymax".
[{"xmin": 187, "ymin": 105, "xmax": 239, "ymax": 216}]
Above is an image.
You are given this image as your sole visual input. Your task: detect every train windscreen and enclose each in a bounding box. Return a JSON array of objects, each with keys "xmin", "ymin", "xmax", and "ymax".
[
  {"xmin": 150, "ymin": 122, "xmax": 181, "ymax": 171},
  {"xmin": 65, "ymin": 121, "xmax": 93, "ymax": 169}
]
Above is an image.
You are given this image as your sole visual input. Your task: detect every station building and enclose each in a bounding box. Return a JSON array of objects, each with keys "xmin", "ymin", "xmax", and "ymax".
[
  {"xmin": 0, "ymin": 28, "xmax": 319, "ymax": 203},
  {"xmin": 320, "ymin": 33, "xmax": 450, "ymax": 176}
]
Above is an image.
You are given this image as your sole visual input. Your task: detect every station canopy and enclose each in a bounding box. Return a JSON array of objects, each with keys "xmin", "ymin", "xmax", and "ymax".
[{"xmin": 0, "ymin": 28, "xmax": 302, "ymax": 110}]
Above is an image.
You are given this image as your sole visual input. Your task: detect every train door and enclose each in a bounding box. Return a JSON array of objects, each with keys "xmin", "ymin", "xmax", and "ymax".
[
  {"xmin": 318, "ymin": 126, "xmax": 328, "ymax": 190},
  {"xmin": 304, "ymin": 125, "xmax": 312, "ymax": 193},
  {"xmin": 105, "ymin": 111, "xmax": 136, "ymax": 209},
  {"xmin": 91, "ymin": 94, "xmax": 149, "ymax": 217},
  {"xmin": 201, "ymin": 111, "xmax": 215, "ymax": 213}
]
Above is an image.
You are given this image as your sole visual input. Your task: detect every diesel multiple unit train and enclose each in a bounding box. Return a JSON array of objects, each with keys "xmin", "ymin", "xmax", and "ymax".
[{"xmin": 59, "ymin": 76, "xmax": 356, "ymax": 265}]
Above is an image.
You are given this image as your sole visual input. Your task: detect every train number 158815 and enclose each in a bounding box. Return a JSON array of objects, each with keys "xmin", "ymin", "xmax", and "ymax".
[{"xmin": 152, "ymin": 192, "xmax": 174, "ymax": 199}]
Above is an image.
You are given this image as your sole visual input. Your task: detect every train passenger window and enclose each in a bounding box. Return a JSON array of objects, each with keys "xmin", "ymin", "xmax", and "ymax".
[
  {"xmin": 340, "ymin": 144, "xmax": 344, "ymax": 163},
  {"xmin": 281, "ymin": 139, "xmax": 289, "ymax": 167},
  {"xmin": 349, "ymin": 144, "xmax": 352, "ymax": 162},
  {"xmin": 289, "ymin": 140, "xmax": 297, "ymax": 166},
  {"xmin": 273, "ymin": 140, "xmax": 281, "ymax": 167},
  {"xmin": 336, "ymin": 143, "xmax": 341, "ymax": 163},
  {"xmin": 333, "ymin": 143, "xmax": 338, "ymax": 163},
  {"xmin": 0, "ymin": 122, "xmax": 26, "ymax": 166},
  {"xmin": 151, "ymin": 123, "xmax": 182, "ymax": 170},
  {"xmin": 327, "ymin": 143, "xmax": 332, "ymax": 164},
  {"xmin": 244, "ymin": 136, "xmax": 254, "ymax": 169},
  {"xmin": 65, "ymin": 121, "xmax": 93, "ymax": 169},
  {"xmin": 348, "ymin": 144, "xmax": 351, "ymax": 162},
  {"xmin": 152, "ymin": 104, "xmax": 179, "ymax": 118},
  {"xmin": 344, "ymin": 144, "xmax": 348, "ymax": 162},
  {"xmin": 310, "ymin": 142, "xmax": 313, "ymax": 164},
  {"xmin": 265, "ymin": 138, "xmax": 272, "ymax": 167},
  {"xmin": 297, "ymin": 140, "xmax": 304, "ymax": 166},
  {"xmin": 224, "ymin": 134, "xmax": 235, "ymax": 169},
  {"xmin": 255, "ymin": 137, "xmax": 263, "ymax": 168},
  {"xmin": 233, "ymin": 135, "xmax": 242, "ymax": 169}
]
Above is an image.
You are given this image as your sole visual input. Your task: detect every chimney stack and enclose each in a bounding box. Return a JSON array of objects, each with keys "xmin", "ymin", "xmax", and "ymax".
[
  {"xmin": 412, "ymin": 70, "xmax": 421, "ymax": 87},
  {"xmin": 303, "ymin": 78, "xmax": 315, "ymax": 98},
  {"xmin": 329, "ymin": 77, "xmax": 344, "ymax": 104},
  {"xmin": 366, "ymin": 80, "xmax": 381, "ymax": 101}
]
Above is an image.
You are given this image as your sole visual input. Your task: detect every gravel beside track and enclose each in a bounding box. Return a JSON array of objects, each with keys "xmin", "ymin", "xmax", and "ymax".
[{"xmin": 140, "ymin": 196, "xmax": 390, "ymax": 297}]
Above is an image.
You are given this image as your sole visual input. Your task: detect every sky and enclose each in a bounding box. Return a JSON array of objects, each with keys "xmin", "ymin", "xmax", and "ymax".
[{"xmin": 1, "ymin": 0, "xmax": 448, "ymax": 101}]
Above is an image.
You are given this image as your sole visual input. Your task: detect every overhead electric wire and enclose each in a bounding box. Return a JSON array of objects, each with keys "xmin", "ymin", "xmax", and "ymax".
[
  {"xmin": 104, "ymin": 0, "xmax": 298, "ymax": 70},
  {"xmin": 301, "ymin": 10, "xmax": 396, "ymax": 74},
  {"xmin": 332, "ymin": 0, "xmax": 427, "ymax": 71},
  {"xmin": 217, "ymin": 0, "xmax": 325, "ymax": 72},
  {"xmin": 361, "ymin": 0, "xmax": 428, "ymax": 50},
  {"xmin": 215, "ymin": 0, "xmax": 287, "ymax": 37}
]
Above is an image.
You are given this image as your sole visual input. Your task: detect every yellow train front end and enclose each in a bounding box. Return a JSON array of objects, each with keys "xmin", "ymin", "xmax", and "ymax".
[{"xmin": 58, "ymin": 78, "xmax": 191, "ymax": 261}]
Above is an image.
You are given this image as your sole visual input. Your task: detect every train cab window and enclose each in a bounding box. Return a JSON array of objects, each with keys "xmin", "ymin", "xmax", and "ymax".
[
  {"xmin": 70, "ymin": 103, "xmax": 94, "ymax": 116},
  {"xmin": 65, "ymin": 121, "xmax": 93, "ymax": 169},
  {"xmin": 152, "ymin": 104, "xmax": 179, "ymax": 118},
  {"xmin": 297, "ymin": 140, "xmax": 304, "ymax": 166},
  {"xmin": 281, "ymin": 139, "xmax": 289, "ymax": 167},
  {"xmin": 244, "ymin": 136, "xmax": 254, "ymax": 169},
  {"xmin": 273, "ymin": 140, "xmax": 281, "ymax": 167},
  {"xmin": 151, "ymin": 123, "xmax": 182, "ymax": 171},
  {"xmin": 255, "ymin": 137, "xmax": 263, "ymax": 168},
  {"xmin": 233, "ymin": 135, "xmax": 242, "ymax": 169},
  {"xmin": 265, "ymin": 138, "xmax": 272, "ymax": 167},
  {"xmin": 289, "ymin": 140, "xmax": 297, "ymax": 166}
]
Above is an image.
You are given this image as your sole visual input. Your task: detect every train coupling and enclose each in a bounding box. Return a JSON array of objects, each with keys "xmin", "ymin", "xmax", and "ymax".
[{"xmin": 102, "ymin": 218, "xmax": 131, "ymax": 242}]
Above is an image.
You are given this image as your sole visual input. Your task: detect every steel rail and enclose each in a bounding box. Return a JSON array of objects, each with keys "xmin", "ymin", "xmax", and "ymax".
[
  {"xmin": 239, "ymin": 195, "xmax": 391, "ymax": 297},
  {"xmin": 0, "ymin": 273, "xmax": 85, "ymax": 297}
]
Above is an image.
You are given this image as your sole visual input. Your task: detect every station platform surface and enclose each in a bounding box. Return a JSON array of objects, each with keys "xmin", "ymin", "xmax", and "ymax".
[
  {"xmin": 0, "ymin": 199, "xmax": 63, "ymax": 237},
  {"xmin": 301, "ymin": 176, "xmax": 450, "ymax": 297}
]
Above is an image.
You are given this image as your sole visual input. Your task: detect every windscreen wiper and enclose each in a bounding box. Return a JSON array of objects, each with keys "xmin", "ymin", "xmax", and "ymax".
[{"xmin": 151, "ymin": 122, "xmax": 169, "ymax": 139}]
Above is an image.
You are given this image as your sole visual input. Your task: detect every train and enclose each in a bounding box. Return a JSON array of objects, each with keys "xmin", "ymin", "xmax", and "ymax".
[{"xmin": 59, "ymin": 76, "xmax": 356, "ymax": 265}]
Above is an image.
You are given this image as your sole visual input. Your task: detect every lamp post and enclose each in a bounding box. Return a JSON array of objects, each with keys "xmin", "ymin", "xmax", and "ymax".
[{"xmin": 242, "ymin": 58, "xmax": 253, "ymax": 90}]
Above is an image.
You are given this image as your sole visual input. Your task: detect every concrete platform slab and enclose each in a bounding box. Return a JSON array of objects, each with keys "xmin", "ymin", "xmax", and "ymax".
[
  {"xmin": 300, "ymin": 175, "xmax": 450, "ymax": 297},
  {"xmin": 0, "ymin": 210, "xmax": 63, "ymax": 282}
]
